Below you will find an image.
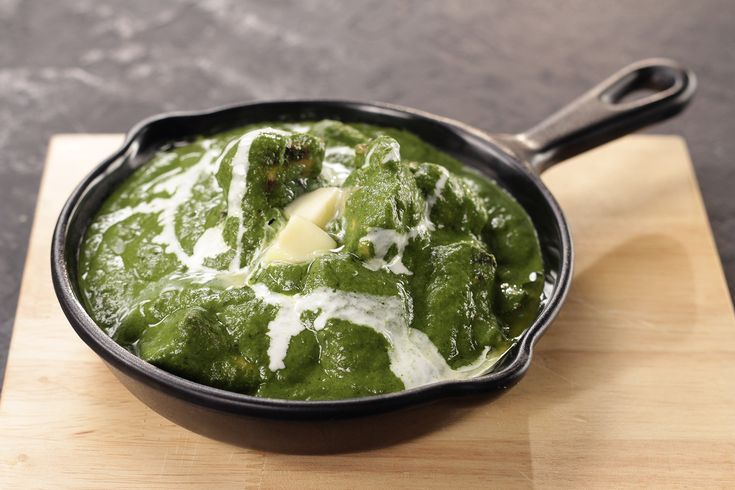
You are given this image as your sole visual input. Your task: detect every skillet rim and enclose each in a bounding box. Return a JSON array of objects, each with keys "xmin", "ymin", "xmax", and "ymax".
[{"xmin": 51, "ymin": 99, "xmax": 573, "ymax": 420}]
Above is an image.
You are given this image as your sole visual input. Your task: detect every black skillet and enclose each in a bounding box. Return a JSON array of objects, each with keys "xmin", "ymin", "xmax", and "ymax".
[{"xmin": 51, "ymin": 59, "xmax": 696, "ymax": 438}]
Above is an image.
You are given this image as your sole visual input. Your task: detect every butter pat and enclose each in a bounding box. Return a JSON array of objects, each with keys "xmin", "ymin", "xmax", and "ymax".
[
  {"xmin": 263, "ymin": 215, "xmax": 337, "ymax": 264},
  {"xmin": 284, "ymin": 187, "xmax": 343, "ymax": 229}
]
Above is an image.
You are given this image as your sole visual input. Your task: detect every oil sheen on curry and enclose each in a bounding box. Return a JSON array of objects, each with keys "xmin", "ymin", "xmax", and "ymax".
[{"xmin": 79, "ymin": 121, "xmax": 544, "ymax": 400}]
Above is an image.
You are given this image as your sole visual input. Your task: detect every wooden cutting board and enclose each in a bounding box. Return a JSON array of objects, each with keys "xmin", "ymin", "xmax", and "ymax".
[{"xmin": 1, "ymin": 134, "xmax": 733, "ymax": 488}]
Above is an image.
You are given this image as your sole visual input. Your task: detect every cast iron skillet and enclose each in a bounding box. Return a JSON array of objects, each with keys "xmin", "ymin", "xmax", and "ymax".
[{"xmin": 52, "ymin": 59, "xmax": 695, "ymax": 431}]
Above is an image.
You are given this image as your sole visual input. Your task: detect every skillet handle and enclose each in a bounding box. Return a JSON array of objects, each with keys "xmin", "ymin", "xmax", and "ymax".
[{"xmin": 493, "ymin": 58, "xmax": 696, "ymax": 174}]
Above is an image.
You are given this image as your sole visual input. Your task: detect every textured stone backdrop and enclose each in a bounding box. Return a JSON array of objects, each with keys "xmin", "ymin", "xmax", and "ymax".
[{"xmin": 1, "ymin": 0, "xmax": 734, "ymax": 388}]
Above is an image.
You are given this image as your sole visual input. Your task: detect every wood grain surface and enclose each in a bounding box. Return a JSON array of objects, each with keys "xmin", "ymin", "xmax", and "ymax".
[{"xmin": 0, "ymin": 134, "xmax": 733, "ymax": 488}]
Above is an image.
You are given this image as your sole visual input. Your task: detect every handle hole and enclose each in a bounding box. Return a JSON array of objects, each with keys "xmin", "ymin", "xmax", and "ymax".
[
  {"xmin": 601, "ymin": 66, "xmax": 680, "ymax": 106},
  {"xmin": 611, "ymin": 84, "xmax": 660, "ymax": 104}
]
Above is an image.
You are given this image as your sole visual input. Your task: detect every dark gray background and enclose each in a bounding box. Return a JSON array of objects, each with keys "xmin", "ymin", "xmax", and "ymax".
[{"xmin": 1, "ymin": 0, "xmax": 733, "ymax": 389}]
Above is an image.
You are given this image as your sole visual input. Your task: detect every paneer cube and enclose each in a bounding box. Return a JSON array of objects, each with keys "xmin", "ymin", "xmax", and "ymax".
[
  {"xmin": 284, "ymin": 187, "xmax": 343, "ymax": 229},
  {"xmin": 263, "ymin": 215, "xmax": 337, "ymax": 264}
]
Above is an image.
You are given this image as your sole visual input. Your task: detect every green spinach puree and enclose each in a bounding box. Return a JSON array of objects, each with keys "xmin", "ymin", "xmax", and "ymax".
[{"xmin": 79, "ymin": 120, "xmax": 544, "ymax": 400}]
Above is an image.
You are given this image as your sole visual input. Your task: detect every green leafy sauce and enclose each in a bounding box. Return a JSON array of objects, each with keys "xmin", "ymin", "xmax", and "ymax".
[{"xmin": 78, "ymin": 120, "xmax": 544, "ymax": 400}]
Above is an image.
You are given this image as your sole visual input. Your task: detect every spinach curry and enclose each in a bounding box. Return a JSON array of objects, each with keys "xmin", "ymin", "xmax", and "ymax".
[{"xmin": 79, "ymin": 121, "xmax": 544, "ymax": 400}]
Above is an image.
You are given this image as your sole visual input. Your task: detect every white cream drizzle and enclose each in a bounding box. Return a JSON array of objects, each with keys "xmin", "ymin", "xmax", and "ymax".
[
  {"xmin": 137, "ymin": 153, "xmax": 180, "ymax": 192},
  {"xmin": 363, "ymin": 229, "xmax": 413, "ymax": 275},
  {"xmin": 251, "ymin": 283, "xmax": 495, "ymax": 387},
  {"xmin": 426, "ymin": 170, "xmax": 449, "ymax": 209},
  {"xmin": 190, "ymin": 224, "xmax": 230, "ymax": 268},
  {"xmin": 320, "ymin": 146, "xmax": 355, "ymax": 186},
  {"xmin": 364, "ymin": 138, "xmax": 401, "ymax": 164},
  {"xmin": 363, "ymin": 167, "xmax": 449, "ymax": 275},
  {"xmin": 223, "ymin": 128, "xmax": 290, "ymax": 271},
  {"xmin": 151, "ymin": 144, "xmax": 222, "ymax": 270}
]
